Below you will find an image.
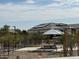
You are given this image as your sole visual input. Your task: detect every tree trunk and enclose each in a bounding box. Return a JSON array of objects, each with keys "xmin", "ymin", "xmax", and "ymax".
[
  {"xmin": 7, "ymin": 41, "xmax": 10, "ymax": 56},
  {"xmin": 77, "ymin": 42, "xmax": 79, "ymax": 56},
  {"xmin": 76, "ymin": 31, "xmax": 79, "ymax": 56},
  {"xmin": 69, "ymin": 46, "xmax": 73, "ymax": 56},
  {"xmin": 63, "ymin": 29, "xmax": 68, "ymax": 57}
]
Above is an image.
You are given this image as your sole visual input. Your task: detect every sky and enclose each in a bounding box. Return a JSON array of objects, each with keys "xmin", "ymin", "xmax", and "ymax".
[{"xmin": 0, "ymin": 0, "xmax": 79, "ymax": 30}]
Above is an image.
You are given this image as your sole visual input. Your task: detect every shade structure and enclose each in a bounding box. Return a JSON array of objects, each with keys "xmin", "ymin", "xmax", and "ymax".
[{"xmin": 43, "ymin": 29, "xmax": 64, "ymax": 35}]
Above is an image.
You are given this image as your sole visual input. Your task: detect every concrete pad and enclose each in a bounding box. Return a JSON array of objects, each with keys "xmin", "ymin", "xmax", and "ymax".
[{"xmin": 15, "ymin": 47, "xmax": 41, "ymax": 51}]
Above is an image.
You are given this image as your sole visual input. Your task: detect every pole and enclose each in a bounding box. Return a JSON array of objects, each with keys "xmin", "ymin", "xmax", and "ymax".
[{"xmin": 12, "ymin": 26, "xmax": 16, "ymax": 51}]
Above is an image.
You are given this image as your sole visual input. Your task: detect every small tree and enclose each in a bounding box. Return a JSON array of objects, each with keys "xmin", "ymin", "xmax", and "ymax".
[
  {"xmin": 63, "ymin": 29, "xmax": 68, "ymax": 57},
  {"xmin": 67, "ymin": 33, "xmax": 75, "ymax": 56},
  {"xmin": 0, "ymin": 25, "xmax": 22, "ymax": 55},
  {"xmin": 25, "ymin": 32, "xmax": 48, "ymax": 46}
]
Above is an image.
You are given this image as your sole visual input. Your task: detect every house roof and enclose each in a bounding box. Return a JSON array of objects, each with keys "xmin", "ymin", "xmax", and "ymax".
[{"xmin": 43, "ymin": 29, "xmax": 64, "ymax": 35}]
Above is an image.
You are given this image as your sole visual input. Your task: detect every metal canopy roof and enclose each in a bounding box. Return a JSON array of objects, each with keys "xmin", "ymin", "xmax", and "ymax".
[{"xmin": 43, "ymin": 29, "xmax": 64, "ymax": 35}]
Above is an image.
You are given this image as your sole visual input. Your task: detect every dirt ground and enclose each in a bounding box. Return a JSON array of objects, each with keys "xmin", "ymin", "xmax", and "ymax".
[
  {"xmin": 0, "ymin": 50, "xmax": 77, "ymax": 59},
  {"xmin": 7, "ymin": 51, "xmax": 63, "ymax": 59}
]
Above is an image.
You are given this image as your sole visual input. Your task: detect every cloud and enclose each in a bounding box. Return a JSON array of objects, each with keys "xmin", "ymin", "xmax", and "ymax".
[
  {"xmin": 26, "ymin": 0, "xmax": 35, "ymax": 4},
  {"xmin": 0, "ymin": 0, "xmax": 79, "ymax": 22}
]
